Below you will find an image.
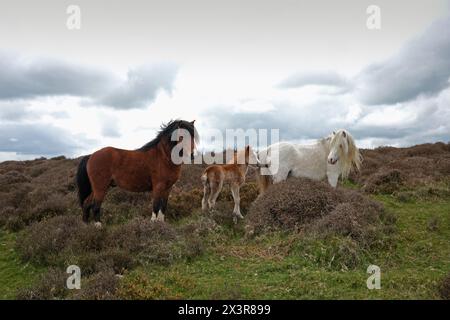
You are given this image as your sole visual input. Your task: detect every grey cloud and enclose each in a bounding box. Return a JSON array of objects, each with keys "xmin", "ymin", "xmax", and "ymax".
[
  {"xmin": 0, "ymin": 52, "xmax": 114, "ymax": 100},
  {"xmin": 278, "ymin": 16, "xmax": 450, "ymax": 106},
  {"xmin": 0, "ymin": 102, "xmax": 35, "ymax": 121},
  {"xmin": 0, "ymin": 52, "xmax": 178, "ymax": 110},
  {"xmin": 97, "ymin": 63, "xmax": 178, "ymax": 109},
  {"xmin": 278, "ymin": 71, "xmax": 351, "ymax": 91},
  {"xmin": 203, "ymin": 88, "xmax": 450, "ymax": 148},
  {"xmin": 203, "ymin": 99, "xmax": 353, "ymax": 143},
  {"xmin": 0, "ymin": 123, "xmax": 94, "ymax": 157},
  {"xmin": 355, "ymin": 16, "xmax": 450, "ymax": 105}
]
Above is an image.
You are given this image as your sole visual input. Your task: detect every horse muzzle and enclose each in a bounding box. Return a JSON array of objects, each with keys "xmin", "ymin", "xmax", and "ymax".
[{"xmin": 328, "ymin": 158, "xmax": 338, "ymax": 165}]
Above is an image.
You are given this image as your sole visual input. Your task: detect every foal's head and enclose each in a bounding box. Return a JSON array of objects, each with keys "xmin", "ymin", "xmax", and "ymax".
[
  {"xmin": 327, "ymin": 129, "xmax": 362, "ymax": 177},
  {"xmin": 233, "ymin": 145, "xmax": 261, "ymax": 166}
]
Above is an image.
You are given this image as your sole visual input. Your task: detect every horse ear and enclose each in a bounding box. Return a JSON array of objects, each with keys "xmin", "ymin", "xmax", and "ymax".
[
  {"xmin": 191, "ymin": 120, "xmax": 195, "ymax": 125},
  {"xmin": 342, "ymin": 131, "xmax": 347, "ymax": 138},
  {"xmin": 333, "ymin": 131, "xmax": 336, "ymax": 135}
]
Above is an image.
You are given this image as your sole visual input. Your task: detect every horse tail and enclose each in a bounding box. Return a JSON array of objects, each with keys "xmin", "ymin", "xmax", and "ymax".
[{"xmin": 76, "ymin": 155, "xmax": 92, "ymax": 207}]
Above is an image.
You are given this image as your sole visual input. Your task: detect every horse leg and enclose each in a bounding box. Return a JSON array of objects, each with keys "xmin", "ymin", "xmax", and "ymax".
[
  {"xmin": 151, "ymin": 194, "xmax": 161, "ymax": 222},
  {"xmin": 231, "ymin": 183, "xmax": 244, "ymax": 224},
  {"xmin": 91, "ymin": 188, "xmax": 107, "ymax": 228},
  {"xmin": 201, "ymin": 176, "xmax": 210, "ymax": 211},
  {"xmin": 151, "ymin": 185, "xmax": 170, "ymax": 222},
  {"xmin": 256, "ymin": 170, "xmax": 271, "ymax": 196},
  {"xmin": 272, "ymin": 168, "xmax": 290, "ymax": 184},
  {"xmin": 208, "ymin": 179, "xmax": 223, "ymax": 210},
  {"xmin": 157, "ymin": 195, "xmax": 169, "ymax": 222},
  {"xmin": 92, "ymin": 200, "xmax": 103, "ymax": 228},
  {"xmin": 326, "ymin": 169, "xmax": 339, "ymax": 188},
  {"xmin": 82, "ymin": 193, "xmax": 94, "ymax": 223}
]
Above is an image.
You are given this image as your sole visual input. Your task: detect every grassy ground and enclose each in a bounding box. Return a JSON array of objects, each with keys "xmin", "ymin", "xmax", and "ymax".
[
  {"xmin": 117, "ymin": 195, "xmax": 449, "ymax": 299},
  {"xmin": 0, "ymin": 231, "xmax": 43, "ymax": 299},
  {"xmin": 0, "ymin": 194, "xmax": 448, "ymax": 299}
]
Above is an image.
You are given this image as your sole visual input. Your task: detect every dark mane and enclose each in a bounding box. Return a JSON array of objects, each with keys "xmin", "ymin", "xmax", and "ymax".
[{"xmin": 137, "ymin": 120, "xmax": 197, "ymax": 152}]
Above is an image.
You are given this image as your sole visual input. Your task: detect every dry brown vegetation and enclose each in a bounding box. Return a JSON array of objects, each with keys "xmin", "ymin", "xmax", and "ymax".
[
  {"xmin": 246, "ymin": 177, "xmax": 394, "ymax": 247},
  {"xmin": 1, "ymin": 142, "xmax": 449, "ymax": 299},
  {"xmin": 349, "ymin": 142, "xmax": 450, "ymax": 195}
]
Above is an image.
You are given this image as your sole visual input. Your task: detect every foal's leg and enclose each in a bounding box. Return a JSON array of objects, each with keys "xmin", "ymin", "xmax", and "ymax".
[
  {"xmin": 231, "ymin": 183, "xmax": 244, "ymax": 223},
  {"xmin": 208, "ymin": 179, "xmax": 223, "ymax": 210},
  {"xmin": 201, "ymin": 177, "xmax": 210, "ymax": 211}
]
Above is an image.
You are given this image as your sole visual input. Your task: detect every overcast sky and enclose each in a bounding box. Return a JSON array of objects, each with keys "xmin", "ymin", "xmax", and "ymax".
[{"xmin": 0, "ymin": 0, "xmax": 449, "ymax": 160}]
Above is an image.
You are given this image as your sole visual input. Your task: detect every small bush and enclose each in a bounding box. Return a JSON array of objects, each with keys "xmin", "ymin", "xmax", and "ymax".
[
  {"xmin": 246, "ymin": 177, "xmax": 391, "ymax": 251},
  {"xmin": 116, "ymin": 273, "xmax": 175, "ymax": 300},
  {"xmin": 246, "ymin": 177, "xmax": 341, "ymax": 234},
  {"xmin": 107, "ymin": 217, "xmax": 177, "ymax": 253},
  {"xmin": 16, "ymin": 215, "xmax": 86, "ymax": 265},
  {"xmin": 16, "ymin": 268, "xmax": 68, "ymax": 300},
  {"xmin": 363, "ymin": 169, "xmax": 404, "ymax": 194},
  {"xmin": 167, "ymin": 189, "xmax": 203, "ymax": 219},
  {"xmin": 72, "ymin": 268, "xmax": 119, "ymax": 300}
]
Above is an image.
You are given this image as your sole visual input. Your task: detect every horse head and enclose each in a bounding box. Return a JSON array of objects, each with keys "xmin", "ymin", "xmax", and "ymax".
[
  {"xmin": 327, "ymin": 129, "xmax": 362, "ymax": 178},
  {"xmin": 169, "ymin": 119, "xmax": 199, "ymax": 161}
]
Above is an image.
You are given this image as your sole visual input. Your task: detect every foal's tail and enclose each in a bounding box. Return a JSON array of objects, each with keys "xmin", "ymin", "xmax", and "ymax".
[{"xmin": 76, "ymin": 155, "xmax": 92, "ymax": 207}]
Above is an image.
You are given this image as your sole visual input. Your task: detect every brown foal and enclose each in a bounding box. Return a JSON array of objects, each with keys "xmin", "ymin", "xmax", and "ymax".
[{"xmin": 201, "ymin": 145, "xmax": 261, "ymax": 223}]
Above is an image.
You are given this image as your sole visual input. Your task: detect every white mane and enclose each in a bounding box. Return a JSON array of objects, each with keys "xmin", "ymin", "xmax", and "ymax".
[{"xmin": 328, "ymin": 129, "xmax": 362, "ymax": 179}]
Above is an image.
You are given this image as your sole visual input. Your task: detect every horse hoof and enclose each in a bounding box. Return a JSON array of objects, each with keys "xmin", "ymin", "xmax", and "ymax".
[{"xmin": 94, "ymin": 222, "xmax": 102, "ymax": 229}]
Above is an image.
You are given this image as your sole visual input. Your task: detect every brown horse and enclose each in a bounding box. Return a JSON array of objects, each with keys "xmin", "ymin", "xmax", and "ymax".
[
  {"xmin": 201, "ymin": 145, "xmax": 261, "ymax": 223},
  {"xmin": 76, "ymin": 120, "xmax": 198, "ymax": 226}
]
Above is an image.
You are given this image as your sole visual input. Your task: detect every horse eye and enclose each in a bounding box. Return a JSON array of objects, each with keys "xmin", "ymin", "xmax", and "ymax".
[{"xmin": 340, "ymin": 144, "xmax": 343, "ymax": 148}]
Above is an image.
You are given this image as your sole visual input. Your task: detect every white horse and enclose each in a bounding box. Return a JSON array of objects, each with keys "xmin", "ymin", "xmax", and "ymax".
[{"xmin": 256, "ymin": 129, "xmax": 362, "ymax": 193}]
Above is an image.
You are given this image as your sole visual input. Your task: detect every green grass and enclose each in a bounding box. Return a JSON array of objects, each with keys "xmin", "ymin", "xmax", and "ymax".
[
  {"xmin": 1, "ymin": 193, "xmax": 449, "ymax": 299},
  {"xmin": 0, "ymin": 231, "xmax": 44, "ymax": 299},
  {"xmin": 119, "ymin": 195, "xmax": 450, "ymax": 299}
]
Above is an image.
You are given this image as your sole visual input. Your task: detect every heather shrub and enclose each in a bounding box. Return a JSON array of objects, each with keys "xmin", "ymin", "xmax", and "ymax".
[
  {"xmin": 246, "ymin": 178, "xmax": 341, "ymax": 234},
  {"xmin": 246, "ymin": 177, "xmax": 391, "ymax": 245},
  {"xmin": 15, "ymin": 215, "xmax": 87, "ymax": 265},
  {"xmin": 16, "ymin": 268, "xmax": 69, "ymax": 300},
  {"xmin": 166, "ymin": 188, "xmax": 203, "ymax": 219},
  {"xmin": 363, "ymin": 169, "xmax": 404, "ymax": 194},
  {"xmin": 116, "ymin": 272, "xmax": 175, "ymax": 300},
  {"xmin": 71, "ymin": 268, "xmax": 119, "ymax": 300}
]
